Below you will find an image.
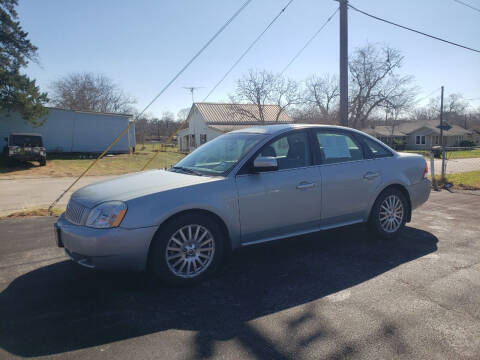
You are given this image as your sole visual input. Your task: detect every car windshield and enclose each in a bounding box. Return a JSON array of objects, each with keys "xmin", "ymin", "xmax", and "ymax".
[
  {"xmin": 173, "ymin": 133, "xmax": 265, "ymax": 176},
  {"xmin": 10, "ymin": 135, "xmax": 43, "ymax": 147}
]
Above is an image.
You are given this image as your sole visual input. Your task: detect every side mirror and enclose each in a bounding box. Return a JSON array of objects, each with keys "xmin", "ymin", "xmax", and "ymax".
[{"xmin": 253, "ymin": 156, "xmax": 278, "ymax": 172}]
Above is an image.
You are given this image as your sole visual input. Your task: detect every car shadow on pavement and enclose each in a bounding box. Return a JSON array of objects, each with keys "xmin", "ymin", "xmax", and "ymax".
[{"xmin": 0, "ymin": 225, "xmax": 437, "ymax": 359}]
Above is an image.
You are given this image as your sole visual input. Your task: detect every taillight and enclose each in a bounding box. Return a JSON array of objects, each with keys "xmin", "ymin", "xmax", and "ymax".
[{"xmin": 423, "ymin": 160, "xmax": 428, "ymax": 179}]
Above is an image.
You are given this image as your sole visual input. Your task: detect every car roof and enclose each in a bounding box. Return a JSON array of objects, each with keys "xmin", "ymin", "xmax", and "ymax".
[
  {"xmin": 10, "ymin": 133, "xmax": 43, "ymax": 137},
  {"xmin": 229, "ymin": 123, "xmax": 364, "ymax": 135}
]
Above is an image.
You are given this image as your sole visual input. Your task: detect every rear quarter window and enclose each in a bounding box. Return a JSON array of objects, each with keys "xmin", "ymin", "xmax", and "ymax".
[{"xmin": 361, "ymin": 136, "xmax": 393, "ymax": 158}]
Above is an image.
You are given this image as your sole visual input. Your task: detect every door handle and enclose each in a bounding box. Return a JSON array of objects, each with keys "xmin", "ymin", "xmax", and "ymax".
[
  {"xmin": 296, "ymin": 181, "xmax": 315, "ymax": 190},
  {"xmin": 363, "ymin": 171, "xmax": 379, "ymax": 180}
]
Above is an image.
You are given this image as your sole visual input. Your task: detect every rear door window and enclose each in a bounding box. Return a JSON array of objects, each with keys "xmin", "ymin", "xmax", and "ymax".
[{"xmin": 315, "ymin": 131, "xmax": 364, "ymax": 164}]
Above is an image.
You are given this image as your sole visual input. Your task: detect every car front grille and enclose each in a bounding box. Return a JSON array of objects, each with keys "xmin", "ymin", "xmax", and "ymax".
[{"xmin": 65, "ymin": 200, "xmax": 87, "ymax": 225}]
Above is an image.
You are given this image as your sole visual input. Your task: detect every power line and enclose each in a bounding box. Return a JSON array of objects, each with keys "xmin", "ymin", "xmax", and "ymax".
[
  {"xmin": 48, "ymin": 0, "xmax": 252, "ymax": 212},
  {"xmin": 136, "ymin": 0, "xmax": 252, "ymax": 115},
  {"xmin": 203, "ymin": 0, "xmax": 295, "ymax": 101},
  {"xmin": 413, "ymin": 87, "xmax": 441, "ymax": 105},
  {"xmin": 280, "ymin": 8, "xmax": 339, "ymax": 75},
  {"xmin": 453, "ymin": 0, "xmax": 480, "ymax": 13},
  {"xmin": 348, "ymin": 4, "xmax": 480, "ymax": 53}
]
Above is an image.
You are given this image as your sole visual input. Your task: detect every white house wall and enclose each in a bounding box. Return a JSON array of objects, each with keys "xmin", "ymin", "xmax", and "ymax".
[
  {"xmin": 0, "ymin": 108, "xmax": 134, "ymax": 153},
  {"xmin": 177, "ymin": 107, "xmax": 223, "ymax": 151}
]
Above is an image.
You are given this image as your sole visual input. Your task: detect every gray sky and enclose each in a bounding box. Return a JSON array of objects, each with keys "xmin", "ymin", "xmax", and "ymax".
[{"xmin": 19, "ymin": 0, "xmax": 480, "ymax": 118}]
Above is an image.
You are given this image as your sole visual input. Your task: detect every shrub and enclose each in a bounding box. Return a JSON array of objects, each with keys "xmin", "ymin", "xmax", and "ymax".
[{"xmin": 459, "ymin": 140, "xmax": 475, "ymax": 147}]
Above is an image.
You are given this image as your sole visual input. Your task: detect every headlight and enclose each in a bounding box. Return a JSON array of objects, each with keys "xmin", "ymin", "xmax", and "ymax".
[{"xmin": 85, "ymin": 201, "xmax": 127, "ymax": 228}]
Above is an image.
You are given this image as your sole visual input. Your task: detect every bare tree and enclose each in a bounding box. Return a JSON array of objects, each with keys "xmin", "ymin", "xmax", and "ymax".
[
  {"xmin": 383, "ymin": 89, "xmax": 416, "ymax": 145},
  {"xmin": 303, "ymin": 74, "xmax": 339, "ymax": 122},
  {"xmin": 177, "ymin": 107, "xmax": 190, "ymax": 122},
  {"xmin": 49, "ymin": 72, "xmax": 135, "ymax": 113},
  {"xmin": 348, "ymin": 44, "xmax": 415, "ymax": 129},
  {"xmin": 230, "ymin": 69, "xmax": 300, "ymax": 122},
  {"xmin": 414, "ymin": 93, "xmax": 468, "ymax": 124}
]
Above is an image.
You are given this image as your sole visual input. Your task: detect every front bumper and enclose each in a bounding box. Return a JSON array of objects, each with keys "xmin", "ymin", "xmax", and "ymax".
[
  {"xmin": 55, "ymin": 214, "xmax": 158, "ymax": 271},
  {"xmin": 10, "ymin": 154, "xmax": 44, "ymax": 161},
  {"xmin": 407, "ymin": 178, "xmax": 431, "ymax": 210}
]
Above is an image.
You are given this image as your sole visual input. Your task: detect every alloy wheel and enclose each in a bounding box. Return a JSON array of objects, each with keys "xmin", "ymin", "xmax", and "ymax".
[
  {"xmin": 165, "ymin": 224, "xmax": 215, "ymax": 278},
  {"xmin": 379, "ymin": 195, "xmax": 404, "ymax": 233}
]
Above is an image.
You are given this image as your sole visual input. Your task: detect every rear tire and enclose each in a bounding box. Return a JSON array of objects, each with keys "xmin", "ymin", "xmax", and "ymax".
[
  {"xmin": 149, "ymin": 213, "xmax": 225, "ymax": 285},
  {"xmin": 368, "ymin": 188, "xmax": 407, "ymax": 239}
]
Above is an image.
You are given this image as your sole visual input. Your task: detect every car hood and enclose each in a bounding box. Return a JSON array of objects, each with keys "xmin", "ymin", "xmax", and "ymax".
[{"xmin": 71, "ymin": 170, "xmax": 221, "ymax": 208}]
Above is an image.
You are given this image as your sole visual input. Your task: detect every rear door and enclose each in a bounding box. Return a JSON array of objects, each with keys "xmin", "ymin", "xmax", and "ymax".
[
  {"xmin": 235, "ymin": 130, "xmax": 322, "ymax": 244},
  {"xmin": 311, "ymin": 129, "xmax": 382, "ymax": 228}
]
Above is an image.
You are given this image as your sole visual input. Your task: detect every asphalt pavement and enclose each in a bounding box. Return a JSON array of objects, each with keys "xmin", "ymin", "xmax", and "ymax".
[{"xmin": 0, "ymin": 190, "xmax": 479, "ymax": 359}]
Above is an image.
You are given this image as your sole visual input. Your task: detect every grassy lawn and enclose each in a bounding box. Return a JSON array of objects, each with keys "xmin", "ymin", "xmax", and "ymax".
[
  {"xmin": 0, "ymin": 144, "xmax": 186, "ymax": 177},
  {"xmin": 404, "ymin": 148, "xmax": 480, "ymax": 159},
  {"xmin": 433, "ymin": 170, "xmax": 480, "ymax": 190},
  {"xmin": 446, "ymin": 148, "xmax": 480, "ymax": 159}
]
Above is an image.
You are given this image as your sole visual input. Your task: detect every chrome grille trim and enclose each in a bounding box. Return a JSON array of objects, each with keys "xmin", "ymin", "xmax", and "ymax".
[{"xmin": 65, "ymin": 200, "xmax": 87, "ymax": 225}]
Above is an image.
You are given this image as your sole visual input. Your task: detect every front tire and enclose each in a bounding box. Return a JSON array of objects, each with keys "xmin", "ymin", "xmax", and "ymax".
[
  {"xmin": 368, "ymin": 188, "xmax": 407, "ymax": 239},
  {"xmin": 39, "ymin": 157, "xmax": 46, "ymax": 166},
  {"xmin": 149, "ymin": 213, "xmax": 225, "ymax": 285}
]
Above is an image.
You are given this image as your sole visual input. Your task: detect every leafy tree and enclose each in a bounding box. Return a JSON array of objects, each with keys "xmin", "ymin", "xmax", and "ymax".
[{"xmin": 0, "ymin": 0, "xmax": 48, "ymax": 125}]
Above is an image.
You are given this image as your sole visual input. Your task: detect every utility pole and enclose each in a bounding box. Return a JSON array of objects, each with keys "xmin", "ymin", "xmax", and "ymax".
[
  {"xmin": 339, "ymin": 0, "xmax": 349, "ymax": 127},
  {"xmin": 440, "ymin": 86, "xmax": 446, "ymax": 179}
]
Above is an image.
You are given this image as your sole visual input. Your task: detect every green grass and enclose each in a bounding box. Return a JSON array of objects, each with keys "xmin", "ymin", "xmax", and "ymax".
[
  {"xmin": 433, "ymin": 170, "xmax": 480, "ymax": 190},
  {"xmin": 446, "ymin": 148, "xmax": 480, "ymax": 159},
  {"xmin": 403, "ymin": 148, "xmax": 480, "ymax": 159},
  {"xmin": 0, "ymin": 145, "xmax": 186, "ymax": 177},
  {"xmin": 403, "ymin": 150, "xmax": 430, "ymax": 156}
]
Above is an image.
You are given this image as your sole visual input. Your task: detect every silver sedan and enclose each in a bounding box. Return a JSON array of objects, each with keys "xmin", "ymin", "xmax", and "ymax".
[{"xmin": 55, "ymin": 124, "xmax": 431, "ymax": 284}]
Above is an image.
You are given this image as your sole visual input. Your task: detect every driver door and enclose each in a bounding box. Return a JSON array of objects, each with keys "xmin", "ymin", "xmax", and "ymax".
[{"xmin": 235, "ymin": 130, "xmax": 322, "ymax": 244}]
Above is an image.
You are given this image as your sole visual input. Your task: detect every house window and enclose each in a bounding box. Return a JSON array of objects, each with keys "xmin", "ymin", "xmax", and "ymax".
[
  {"xmin": 190, "ymin": 135, "xmax": 195, "ymax": 147},
  {"xmin": 200, "ymin": 134, "xmax": 207, "ymax": 145},
  {"xmin": 434, "ymin": 136, "xmax": 439, "ymax": 145},
  {"xmin": 415, "ymin": 135, "xmax": 425, "ymax": 145}
]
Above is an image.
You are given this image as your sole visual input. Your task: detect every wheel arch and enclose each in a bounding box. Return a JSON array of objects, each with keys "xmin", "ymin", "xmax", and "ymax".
[
  {"xmin": 146, "ymin": 208, "xmax": 232, "ymax": 271},
  {"xmin": 369, "ymin": 184, "xmax": 412, "ymax": 223}
]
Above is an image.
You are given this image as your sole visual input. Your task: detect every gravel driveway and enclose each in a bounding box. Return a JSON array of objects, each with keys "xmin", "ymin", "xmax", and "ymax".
[
  {"xmin": 433, "ymin": 157, "xmax": 480, "ymax": 174},
  {"xmin": 0, "ymin": 176, "xmax": 112, "ymax": 215}
]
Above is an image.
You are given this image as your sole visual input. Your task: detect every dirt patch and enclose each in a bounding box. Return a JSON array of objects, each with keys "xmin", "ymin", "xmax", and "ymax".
[{"xmin": 0, "ymin": 207, "xmax": 65, "ymax": 219}]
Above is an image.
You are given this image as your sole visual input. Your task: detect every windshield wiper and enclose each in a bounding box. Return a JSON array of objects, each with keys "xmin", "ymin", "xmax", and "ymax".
[{"xmin": 172, "ymin": 166, "xmax": 204, "ymax": 176}]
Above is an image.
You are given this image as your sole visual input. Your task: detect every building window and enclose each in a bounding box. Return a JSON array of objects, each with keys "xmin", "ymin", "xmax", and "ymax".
[
  {"xmin": 200, "ymin": 134, "xmax": 207, "ymax": 145},
  {"xmin": 190, "ymin": 135, "xmax": 195, "ymax": 147},
  {"xmin": 434, "ymin": 136, "xmax": 439, "ymax": 145},
  {"xmin": 416, "ymin": 135, "xmax": 425, "ymax": 145}
]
